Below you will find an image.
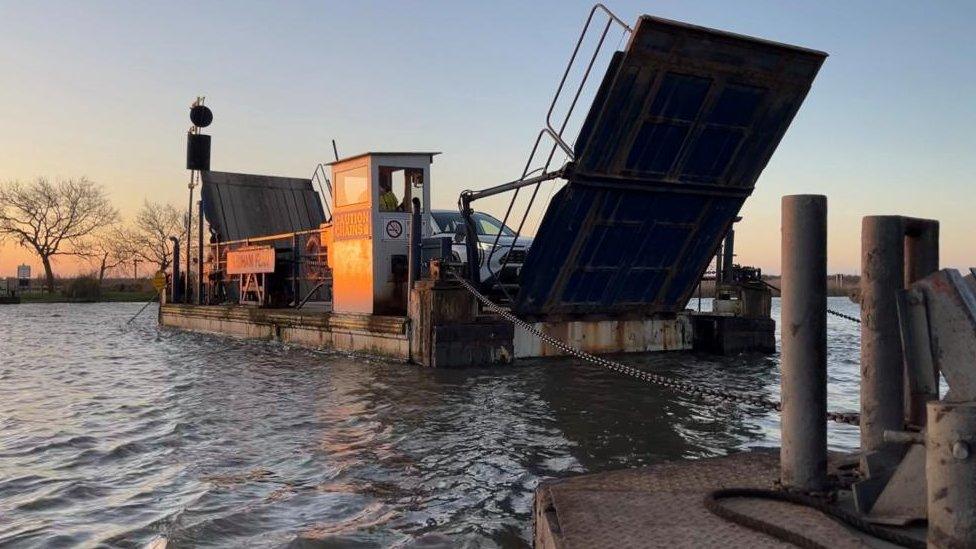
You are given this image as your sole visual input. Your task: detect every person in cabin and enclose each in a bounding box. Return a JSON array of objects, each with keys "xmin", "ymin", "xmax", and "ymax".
[{"xmin": 379, "ymin": 177, "xmax": 399, "ymax": 212}]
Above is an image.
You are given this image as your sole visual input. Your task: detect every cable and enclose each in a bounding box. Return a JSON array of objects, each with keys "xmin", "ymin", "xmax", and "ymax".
[
  {"xmin": 126, "ymin": 294, "xmax": 159, "ymax": 324},
  {"xmin": 704, "ymin": 488, "xmax": 924, "ymax": 549}
]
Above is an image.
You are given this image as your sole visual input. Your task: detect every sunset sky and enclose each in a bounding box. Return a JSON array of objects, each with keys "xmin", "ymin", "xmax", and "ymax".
[{"xmin": 1, "ymin": 1, "xmax": 972, "ymax": 277}]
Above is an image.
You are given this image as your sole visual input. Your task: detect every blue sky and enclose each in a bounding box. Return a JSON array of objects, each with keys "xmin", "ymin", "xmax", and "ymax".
[{"xmin": 1, "ymin": 1, "xmax": 973, "ymax": 274}]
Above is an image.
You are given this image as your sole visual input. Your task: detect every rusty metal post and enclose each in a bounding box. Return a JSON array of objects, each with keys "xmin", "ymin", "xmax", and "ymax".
[
  {"xmin": 169, "ymin": 236, "xmax": 181, "ymax": 303},
  {"xmin": 722, "ymin": 229, "xmax": 735, "ymax": 283},
  {"xmin": 197, "ymin": 199, "xmax": 204, "ymax": 305},
  {"xmin": 927, "ymin": 401, "xmax": 976, "ymax": 548},
  {"xmin": 780, "ymin": 195, "xmax": 828, "ymax": 491},
  {"xmin": 715, "ymin": 246, "xmax": 724, "ymax": 284},
  {"xmin": 904, "ymin": 221, "xmax": 939, "ymax": 286},
  {"xmin": 291, "ymin": 233, "xmax": 300, "ymax": 306},
  {"xmin": 408, "ymin": 197, "xmax": 422, "ymax": 289},
  {"xmin": 861, "ymin": 216, "xmax": 907, "ymax": 465},
  {"xmin": 903, "ymin": 220, "xmax": 939, "ymax": 425}
]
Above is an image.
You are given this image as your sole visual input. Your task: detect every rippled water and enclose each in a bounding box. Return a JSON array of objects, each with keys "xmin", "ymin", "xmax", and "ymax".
[{"xmin": 0, "ymin": 298, "xmax": 861, "ymax": 547}]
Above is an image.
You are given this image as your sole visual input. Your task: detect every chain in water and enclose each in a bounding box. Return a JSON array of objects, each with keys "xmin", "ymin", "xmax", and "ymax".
[
  {"xmin": 827, "ymin": 308, "xmax": 861, "ymax": 323},
  {"xmin": 450, "ymin": 272, "xmax": 860, "ymax": 426},
  {"xmin": 763, "ymin": 281, "xmax": 861, "ymax": 324}
]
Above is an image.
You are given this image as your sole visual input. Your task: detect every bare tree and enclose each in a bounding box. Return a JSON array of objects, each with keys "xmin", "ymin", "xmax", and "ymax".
[
  {"xmin": 0, "ymin": 177, "xmax": 118, "ymax": 291},
  {"xmin": 75, "ymin": 225, "xmax": 132, "ymax": 285},
  {"xmin": 119, "ymin": 200, "xmax": 185, "ymax": 272}
]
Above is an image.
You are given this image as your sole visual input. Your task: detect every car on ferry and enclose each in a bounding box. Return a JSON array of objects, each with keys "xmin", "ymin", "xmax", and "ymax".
[{"xmin": 429, "ymin": 209, "xmax": 533, "ymax": 292}]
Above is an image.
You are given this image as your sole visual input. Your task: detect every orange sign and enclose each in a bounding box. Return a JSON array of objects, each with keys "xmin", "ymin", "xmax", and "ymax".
[
  {"xmin": 334, "ymin": 208, "xmax": 371, "ymax": 241},
  {"xmin": 152, "ymin": 271, "xmax": 167, "ymax": 291},
  {"xmin": 227, "ymin": 245, "xmax": 276, "ymax": 274}
]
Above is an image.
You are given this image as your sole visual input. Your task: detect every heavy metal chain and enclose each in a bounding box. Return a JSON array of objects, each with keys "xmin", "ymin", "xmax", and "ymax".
[
  {"xmin": 827, "ymin": 308, "xmax": 861, "ymax": 324},
  {"xmin": 451, "ymin": 272, "xmax": 860, "ymax": 426},
  {"xmin": 762, "ymin": 281, "xmax": 861, "ymax": 324}
]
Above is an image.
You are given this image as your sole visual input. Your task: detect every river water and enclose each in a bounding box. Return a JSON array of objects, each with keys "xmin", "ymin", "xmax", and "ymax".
[{"xmin": 0, "ymin": 298, "xmax": 861, "ymax": 547}]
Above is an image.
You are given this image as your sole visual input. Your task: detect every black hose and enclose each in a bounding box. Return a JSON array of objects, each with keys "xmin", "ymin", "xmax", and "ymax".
[{"xmin": 703, "ymin": 488, "xmax": 924, "ymax": 549}]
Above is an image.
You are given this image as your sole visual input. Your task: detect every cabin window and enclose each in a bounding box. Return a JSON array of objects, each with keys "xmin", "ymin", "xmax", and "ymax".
[
  {"xmin": 335, "ymin": 166, "xmax": 368, "ymax": 207},
  {"xmin": 378, "ymin": 166, "xmax": 424, "ymax": 212}
]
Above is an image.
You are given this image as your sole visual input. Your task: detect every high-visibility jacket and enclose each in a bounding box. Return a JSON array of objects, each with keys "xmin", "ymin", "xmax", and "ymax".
[{"xmin": 379, "ymin": 191, "xmax": 399, "ymax": 212}]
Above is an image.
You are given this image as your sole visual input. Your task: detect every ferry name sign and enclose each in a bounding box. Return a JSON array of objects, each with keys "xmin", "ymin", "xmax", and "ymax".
[{"xmin": 227, "ymin": 245, "xmax": 276, "ymax": 275}]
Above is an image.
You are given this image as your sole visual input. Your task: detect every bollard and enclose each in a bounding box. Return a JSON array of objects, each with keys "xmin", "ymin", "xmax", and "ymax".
[
  {"xmin": 861, "ymin": 216, "xmax": 907, "ymax": 465},
  {"xmin": 780, "ymin": 195, "xmax": 828, "ymax": 491},
  {"xmin": 927, "ymin": 401, "xmax": 976, "ymax": 548}
]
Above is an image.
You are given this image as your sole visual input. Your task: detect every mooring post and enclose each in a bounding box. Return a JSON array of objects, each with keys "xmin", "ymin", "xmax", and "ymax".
[
  {"xmin": 927, "ymin": 401, "xmax": 976, "ymax": 548},
  {"xmin": 861, "ymin": 216, "xmax": 907, "ymax": 466},
  {"xmin": 408, "ymin": 197, "xmax": 422, "ymax": 290},
  {"xmin": 780, "ymin": 194, "xmax": 828, "ymax": 491}
]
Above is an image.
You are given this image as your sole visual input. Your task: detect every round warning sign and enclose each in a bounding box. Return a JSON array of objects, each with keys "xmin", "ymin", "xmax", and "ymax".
[{"xmin": 385, "ymin": 219, "xmax": 404, "ymax": 239}]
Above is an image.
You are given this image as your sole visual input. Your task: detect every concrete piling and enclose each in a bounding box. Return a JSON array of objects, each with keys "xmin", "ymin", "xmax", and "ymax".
[
  {"xmin": 927, "ymin": 401, "xmax": 976, "ymax": 548},
  {"xmin": 780, "ymin": 195, "xmax": 828, "ymax": 491},
  {"xmin": 860, "ymin": 216, "xmax": 908, "ymax": 465}
]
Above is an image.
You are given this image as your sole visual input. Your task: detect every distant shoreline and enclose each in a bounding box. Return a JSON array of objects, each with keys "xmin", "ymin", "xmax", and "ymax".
[{"xmin": 17, "ymin": 291, "xmax": 157, "ymax": 304}]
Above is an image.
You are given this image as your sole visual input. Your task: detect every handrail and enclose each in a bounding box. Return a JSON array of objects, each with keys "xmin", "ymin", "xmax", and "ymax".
[
  {"xmin": 544, "ymin": 3, "xmax": 632, "ymax": 160},
  {"xmin": 210, "ymin": 226, "xmax": 327, "ymax": 248},
  {"xmin": 296, "ymin": 280, "xmax": 328, "ymax": 309},
  {"xmin": 472, "ymin": 3, "xmax": 632, "ymax": 300},
  {"xmin": 311, "ymin": 162, "xmax": 334, "ymax": 222}
]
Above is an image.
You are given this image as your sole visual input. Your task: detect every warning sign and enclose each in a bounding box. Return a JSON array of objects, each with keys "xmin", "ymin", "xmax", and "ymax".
[
  {"xmin": 152, "ymin": 271, "xmax": 167, "ymax": 292},
  {"xmin": 385, "ymin": 219, "xmax": 404, "ymax": 240},
  {"xmin": 334, "ymin": 208, "xmax": 371, "ymax": 241}
]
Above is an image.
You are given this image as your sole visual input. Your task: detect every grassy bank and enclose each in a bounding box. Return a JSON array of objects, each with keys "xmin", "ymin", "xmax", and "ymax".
[{"xmin": 20, "ymin": 291, "xmax": 157, "ymax": 303}]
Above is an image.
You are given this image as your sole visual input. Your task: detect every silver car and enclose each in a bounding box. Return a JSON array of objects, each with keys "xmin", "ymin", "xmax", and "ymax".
[{"xmin": 429, "ymin": 210, "xmax": 532, "ymax": 291}]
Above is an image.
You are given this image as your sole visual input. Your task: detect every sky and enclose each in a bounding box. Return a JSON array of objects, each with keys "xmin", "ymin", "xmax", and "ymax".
[{"xmin": 1, "ymin": 0, "xmax": 973, "ymax": 277}]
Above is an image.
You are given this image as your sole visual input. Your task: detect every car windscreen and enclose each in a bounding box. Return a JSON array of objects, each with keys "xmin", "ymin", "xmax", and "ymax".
[{"xmin": 431, "ymin": 212, "xmax": 515, "ymax": 237}]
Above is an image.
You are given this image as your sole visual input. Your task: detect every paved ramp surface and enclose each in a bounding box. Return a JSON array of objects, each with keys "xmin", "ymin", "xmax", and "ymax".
[{"xmin": 534, "ymin": 450, "xmax": 914, "ymax": 548}]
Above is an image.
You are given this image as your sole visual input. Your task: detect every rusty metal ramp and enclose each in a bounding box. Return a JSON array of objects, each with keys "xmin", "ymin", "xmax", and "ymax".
[{"xmin": 514, "ymin": 16, "xmax": 826, "ymax": 318}]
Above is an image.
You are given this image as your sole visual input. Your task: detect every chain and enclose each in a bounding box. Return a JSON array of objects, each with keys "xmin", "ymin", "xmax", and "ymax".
[
  {"xmin": 762, "ymin": 281, "xmax": 861, "ymax": 324},
  {"xmin": 827, "ymin": 308, "xmax": 861, "ymax": 324},
  {"xmin": 450, "ymin": 272, "xmax": 860, "ymax": 426}
]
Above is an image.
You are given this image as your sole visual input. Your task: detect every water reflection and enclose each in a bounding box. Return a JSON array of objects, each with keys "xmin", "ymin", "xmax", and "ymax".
[{"xmin": 0, "ymin": 299, "xmax": 863, "ymax": 547}]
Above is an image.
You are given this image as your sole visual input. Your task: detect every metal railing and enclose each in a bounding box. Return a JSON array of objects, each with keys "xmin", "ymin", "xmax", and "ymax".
[
  {"xmin": 311, "ymin": 162, "xmax": 335, "ymax": 222},
  {"xmin": 205, "ymin": 228, "xmax": 331, "ymax": 306},
  {"xmin": 461, "ymin": 4, "xmax": 632, "ymax": 300}
]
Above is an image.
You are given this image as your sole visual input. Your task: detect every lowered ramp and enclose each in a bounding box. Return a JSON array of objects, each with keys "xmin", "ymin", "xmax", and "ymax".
[{"xmin": 513, "ymin": 15, "xmax": 826, "ymax": 318}]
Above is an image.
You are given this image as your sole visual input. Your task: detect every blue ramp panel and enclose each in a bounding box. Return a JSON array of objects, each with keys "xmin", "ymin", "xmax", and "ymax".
[{"xmin": 514, "ymin": 16, "xmax": 826, "ymax": 318}]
